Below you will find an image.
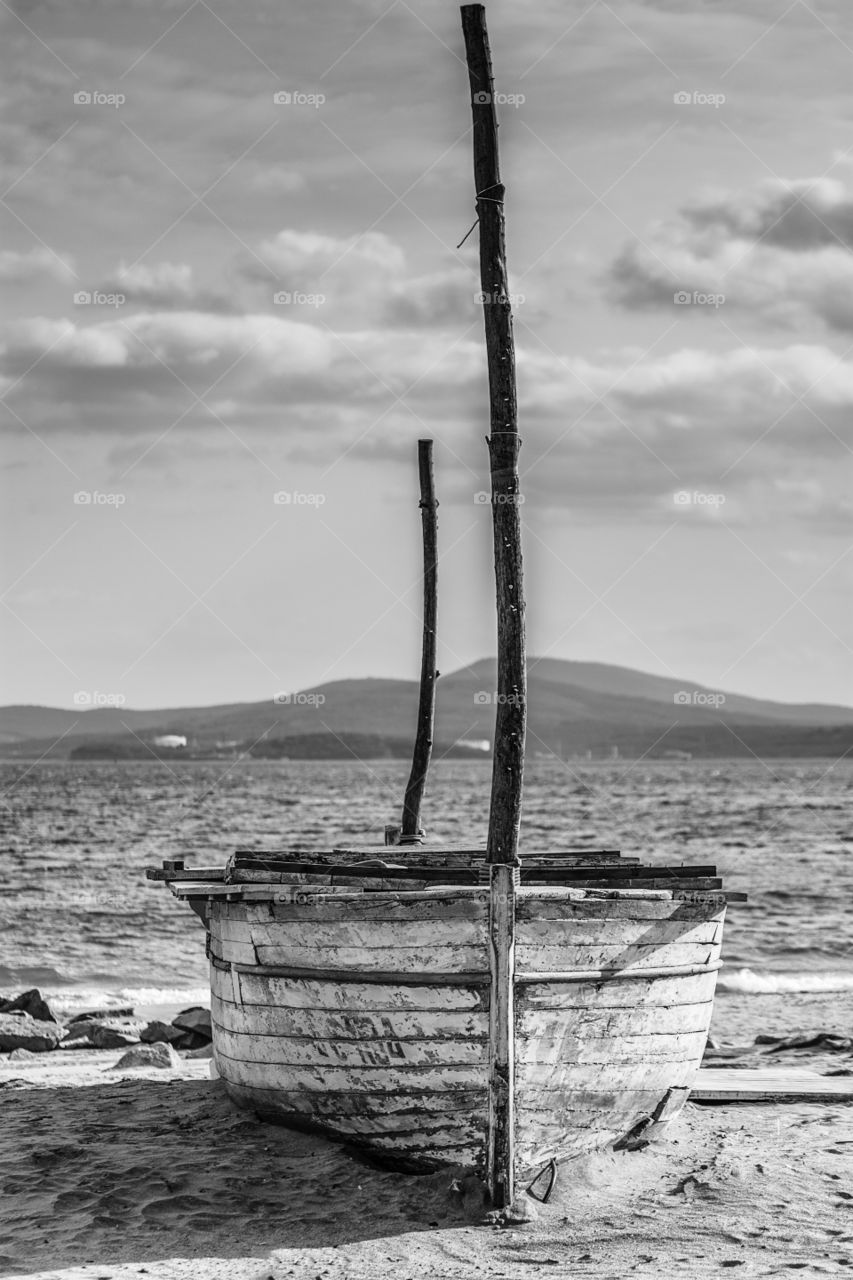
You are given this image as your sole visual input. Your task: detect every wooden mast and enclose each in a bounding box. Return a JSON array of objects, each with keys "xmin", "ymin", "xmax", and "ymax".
[
  {"xmin": 461, "ymin": 3, "xmax": 527, "ymax": 1210},
  {"xmin": 400, "ymin": 439, "xmax": 439, "ymax": 845}
]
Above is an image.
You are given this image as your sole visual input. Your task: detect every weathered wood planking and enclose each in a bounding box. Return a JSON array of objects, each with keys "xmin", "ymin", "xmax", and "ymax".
[
  {"xmin": 519, "ymin": 968, "xmax": 719, "ymax": 1010},
  {"xmin": 218, "ymin": 967, "xmax": 489, "ymax": 1011},
  {"xmin": 691, "ymin": 1068, "xmax": 853, "ymax": 1103},
  {"xmin": 518, "ymin": 1001, "xmax": 713, "ymax": 1039},
  {"xmin": 212, "ymin": 1020, "xmax": 488, "ymax": 1068},
  {"xmin": 212, "ymin": 990, "xmax": 489, "ymax": 1041},
  {"xmin": 215, "ymin": 1046, "xmax": 486, "ymax": 1095},
  {"xmin": 515, "ymin": 941, "xmax": 718, "ymax": 971}
]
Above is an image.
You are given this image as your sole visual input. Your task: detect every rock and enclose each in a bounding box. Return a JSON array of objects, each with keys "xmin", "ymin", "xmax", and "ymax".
[
  {"xmin": 185, "ymin": 1042, "xmax": 213, "ymax": 1058},
  {"xmin": 0, "ymin": 989, "xmax": 60, "ymax": 1024},
  {"xmin": 140, "ymin": 1020, "xmax": 185, "ymax": 1045},
  {"xmin": 0, "ymin": 1012, "xmax": 64, "ymax": 1052},
  {"xmin": 67, "ymin": 1006, "xmax": 134, "ymax": 1025},
  {"xmin": 63, "ymin": 1019, "xmax": 145, "ymax": 1049},
  {"xmin": 171, "ymin": 1007, "xmax": 212, "ymax": 1040},
  {"xmin": 88, "ymin": 1022, "xmax": 143, "ymax": 1049},
  {"xmin": 109, "ymin": 1042, "xmax": 182, "ymax": 1071},
  {"xmin": 172, "ymin": 1030, "xmax": 210, "ymax": 1051},
  {"xmin": 8, "ymin": 1047, "xmax": 39, "ymax": 1060}
]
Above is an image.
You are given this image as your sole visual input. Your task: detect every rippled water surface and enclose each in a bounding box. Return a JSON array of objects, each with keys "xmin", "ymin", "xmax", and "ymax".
[{"xmin": 2, "ymin": 759, "xmax": 852, "ymax": 1025}]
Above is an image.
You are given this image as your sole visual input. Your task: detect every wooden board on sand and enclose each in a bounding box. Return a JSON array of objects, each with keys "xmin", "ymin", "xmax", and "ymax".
[{"xmin": 692, "ymin": 1067, "xmax": 853, "ymax": 1103}]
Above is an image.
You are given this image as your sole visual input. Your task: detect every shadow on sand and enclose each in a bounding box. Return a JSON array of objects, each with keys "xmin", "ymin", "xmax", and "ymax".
[{"xmin": 0, "ymin": 1076, "xmax": 488, "ymax": 1275}]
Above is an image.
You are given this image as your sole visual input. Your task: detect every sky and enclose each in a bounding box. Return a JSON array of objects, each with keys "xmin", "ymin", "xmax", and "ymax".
[{"xmin": 2, "ymin": 0, "xmax": 853, "ymax": 710}]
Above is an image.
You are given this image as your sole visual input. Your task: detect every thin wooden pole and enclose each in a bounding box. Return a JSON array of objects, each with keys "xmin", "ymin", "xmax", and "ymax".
[
  {"xmin": 461, "ymin": 2, "xmax": 526, "ymax": 1211},
  {"xmin": 400, "ymin": 440, "xmax": 439, "ymax": 844},
  {"xmin": 461, "ymin": 4, "xmax": 527, "ymax": 863}
]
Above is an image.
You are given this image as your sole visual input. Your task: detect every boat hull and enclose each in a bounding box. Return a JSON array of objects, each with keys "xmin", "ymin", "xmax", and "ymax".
[{"xmin": 204, "ymin": 886, "xmax": 725, "ymax": 1180}]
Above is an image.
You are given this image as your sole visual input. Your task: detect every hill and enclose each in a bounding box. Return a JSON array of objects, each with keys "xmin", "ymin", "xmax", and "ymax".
[{"xmin": 1, "ymin": 658, "xmax": 851, "ymax": 760}]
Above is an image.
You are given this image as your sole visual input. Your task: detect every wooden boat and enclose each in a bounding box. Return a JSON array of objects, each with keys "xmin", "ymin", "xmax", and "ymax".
[
  {"xmin": 152, "ymin": 849, "xmax": 740, "ymax": 1197},
  {"xmin": 149, "ymin": 5, "xmax": 743, "ymax": 1211}
]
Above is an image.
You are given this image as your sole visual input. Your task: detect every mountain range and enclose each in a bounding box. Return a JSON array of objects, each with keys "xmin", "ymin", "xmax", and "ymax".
[{"xmin": 2, "ymin": 658, "xmax": 852, "ymax": 760}]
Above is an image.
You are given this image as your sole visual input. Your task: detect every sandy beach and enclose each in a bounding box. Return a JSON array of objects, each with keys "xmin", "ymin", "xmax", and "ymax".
[{"xmin": 2, "ymin": 1049, "xmax": 852, "ymax": 1280}]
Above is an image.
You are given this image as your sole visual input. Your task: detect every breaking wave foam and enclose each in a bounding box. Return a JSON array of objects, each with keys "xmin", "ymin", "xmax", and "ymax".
[{"xmin": 718, "ymin": 967, "xmax": 853, "ymax": 995}]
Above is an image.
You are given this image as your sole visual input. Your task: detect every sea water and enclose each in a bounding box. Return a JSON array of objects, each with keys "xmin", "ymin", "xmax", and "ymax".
[{"xmin": 2, "ymin": 759, "xmax": 852, "ymax": 1037}]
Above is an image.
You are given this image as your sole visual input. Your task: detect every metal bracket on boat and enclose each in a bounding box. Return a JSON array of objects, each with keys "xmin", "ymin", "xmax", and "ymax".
[{"xmin": 526, "ymin": 1158, "xmax": 557, "ymax": 1203}]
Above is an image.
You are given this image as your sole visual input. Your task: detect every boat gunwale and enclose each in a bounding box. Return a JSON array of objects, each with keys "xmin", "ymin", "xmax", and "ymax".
[
  {"xmin": 212, "ymin": 957, "xmax": 723, "ymax": 985},
  {"xmin": 174, "ymin": 882, "xmax": 737, "ymax": 904}
]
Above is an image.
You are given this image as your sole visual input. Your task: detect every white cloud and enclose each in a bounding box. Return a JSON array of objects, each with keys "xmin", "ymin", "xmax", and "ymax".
[
  {"xmin": 608, "ymin": 174, "xmax": 853, "ymax": 332},
  {"xmin": 0, "ymin": 247, "xmax": 74, "ymax": 282}
]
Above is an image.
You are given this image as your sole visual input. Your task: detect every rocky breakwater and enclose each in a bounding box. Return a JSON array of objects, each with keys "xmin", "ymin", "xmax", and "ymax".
[{"xmin": 0, "ymin": 990, "xmax": 214, "ymax": 1063}]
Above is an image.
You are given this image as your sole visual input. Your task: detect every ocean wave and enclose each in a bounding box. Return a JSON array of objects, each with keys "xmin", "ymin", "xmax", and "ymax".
[
  {"xmin": 718, "ymin": 967, "xmax": 853, "ymax": 995},
  {"xmin": 39, "ymin": 985, "xmax": 210, "ymax": 1013}
]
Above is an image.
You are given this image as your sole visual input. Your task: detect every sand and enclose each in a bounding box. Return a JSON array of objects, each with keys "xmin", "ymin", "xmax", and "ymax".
[{"xmin": 1, "ymin": 1052, "xmax": 852, "ymax": 1280}]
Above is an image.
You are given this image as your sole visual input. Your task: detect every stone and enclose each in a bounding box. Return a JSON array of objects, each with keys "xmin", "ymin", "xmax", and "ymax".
[
  {"xmin": 185, "ymin": 1042, "xmax": 213, "ymax": 1059},
  {"xmin": 0, "ymin": 1012, "xmax": 64, "ymax": 1052},
  {"xmin": 0, "ymin": 989, "xmax": 60, "ymax": 1024},
  {"xmin": 62, "ymin": 1019, "xmax": 145, "ymax": 1049},
  {"xmin": 109, "ymin": 1042, "xmax": 182, "ymax": 1071},
  {"xmin": 67, "ymin": 1006, "xmax": 134, "ymax": 1025},
  {"xmin": 139, "ymin": 1020, "xmax": 185, "ymax": 1045},
  {"xmin": 8, "ymin": 1047, "xmax": 39, "ymax": 1060},
  {"xmin": 171, "ymin": 1007, "xmax": 212, "ymax": 1039},
  {"xmin": 88, "ymin": 1022, "xmax": 144, "ymax": 1049}
]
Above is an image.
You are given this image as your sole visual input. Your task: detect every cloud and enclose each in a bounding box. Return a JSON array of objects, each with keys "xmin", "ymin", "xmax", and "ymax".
[
  {"xmin": 246, "ymin": 228, "xmax": 474, "ymax": 329},
  {"xmin": 97, "ymin": 262, "xmax": 238, "ymax": 313},
  {"xmin": 0, "ymin": 247, "xmax": 74, "ymax": 282},
  {"xmin": 607, "ymin": 174, "xmax": 853, "ymax": 332}
]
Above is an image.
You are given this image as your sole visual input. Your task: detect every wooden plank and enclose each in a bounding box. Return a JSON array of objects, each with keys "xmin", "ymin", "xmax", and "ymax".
[
  {"xmin": 329, "ymin": 845, "xmax": 624, "ymax": 860},
  {"xmin": 516, "ymin": 1059, "xmax": 700, "ymax": 1092},
  {"xmin": 170, "ymin": 882, "xmax": 243, "ymax": 900},
  {"xmin": 691, "ymin": 1068, "xmax": 853, "ymax": 1103},
  {"xmin": 514, "ymin": 1028, "xmax": 709, "ymax": 1068},
  {"xmin": 516, "ymin": 918, "xmax": 721, "ymax": 946},
  {"xmin": 222, "ymin": 968, "xmax": 489, "ymax": 1012},
  {"xmin": 212, "ymin": 991, "xmax": 489, "ymax": 1041},
  {"xmin": 518, "ymin": 969, "xmax": 718, "ymax": 1009},
  {"xmin": 147, "ymin": 867, "xmax": 226, "ymax": 882},
  {"xmin": 214, "ymin": 1047, "xmax": 486, "ymax": 1092},
  {"xmin": 517, "ymin": 897, "xmax": 725, "ymax": 921},
  {"xmin": 517, "ymin": 1001, "xmax": 713, "ymax": 1039},
  {"xmin": 515, "ymin": 960, "xmax": 721, "ymax": 985},
  {"xmin": 252, "ymin": 944, "xmax": 487, "ymax": 973},
  {"xmin": 214, "ymin": 916, "xmax": 487, "ymax": 950},
  {"xmin": 212, "ymin": 1024, "xmax": 488, "ymax": 1068},
  {"xmin": 514, "ymin": 940, "xmax": 719, "ymax": 971},
  {"xmin": 220, "ymin": 1080, "xmax": 488, "ymax": 1117},
  {"xmin": 230, "ymin": 858, "xmax": 718, "ymax": 881}
]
